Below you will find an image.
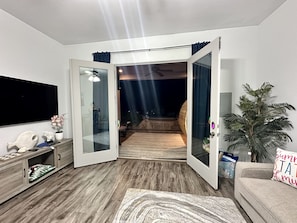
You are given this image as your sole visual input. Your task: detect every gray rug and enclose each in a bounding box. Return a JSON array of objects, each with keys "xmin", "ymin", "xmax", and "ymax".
[{"xmin": 113, "ymin": 188, "xmax": 246, "ymax": 223}]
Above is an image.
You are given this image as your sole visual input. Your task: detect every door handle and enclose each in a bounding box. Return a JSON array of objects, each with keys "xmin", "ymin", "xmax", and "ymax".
[{"xmin": 210, "ymin": 132, "xmax": 215, "ymax": 138}]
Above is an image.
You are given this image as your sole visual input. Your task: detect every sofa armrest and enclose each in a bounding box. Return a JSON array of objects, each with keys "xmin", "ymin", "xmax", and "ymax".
[{"xmin": 235, "ymin": 161, "xmax": 274, "ymax": 180}]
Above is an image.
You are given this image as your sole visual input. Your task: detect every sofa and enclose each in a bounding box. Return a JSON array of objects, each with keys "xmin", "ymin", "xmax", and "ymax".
[{"xmin": 234, "ymin": 161, "xmax": 297, "ymax": 223}]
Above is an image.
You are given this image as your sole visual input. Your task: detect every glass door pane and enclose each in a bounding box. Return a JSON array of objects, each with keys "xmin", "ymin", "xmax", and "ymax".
[
  {"xmin": 70, "ymin": 59, "xmax": 118, "ymax": 168},
  {"xmin": 191, "ymin": 52, "xmax": 212, "ymax": 166},
  {"xmin": 187, "ymin": 37, "xmax": 221, "ymax": 190},
  {"xmin": 79, "ymin": 67, "xmax": 110, "ymax": 153}
]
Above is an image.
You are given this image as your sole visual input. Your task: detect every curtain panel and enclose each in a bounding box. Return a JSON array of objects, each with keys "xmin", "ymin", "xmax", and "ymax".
[
  {"xmin": 93, "ymin": 52, "xmax": 111, "ymax": 63},
  {"xmin": 191, "ymin": 41, "xmax": 211, "ymax": 140}
]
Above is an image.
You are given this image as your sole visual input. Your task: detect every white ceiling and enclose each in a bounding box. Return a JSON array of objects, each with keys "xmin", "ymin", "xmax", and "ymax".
[{"xmin": 0, "ymin": 0, "xmax": 286, "ymax": 45}]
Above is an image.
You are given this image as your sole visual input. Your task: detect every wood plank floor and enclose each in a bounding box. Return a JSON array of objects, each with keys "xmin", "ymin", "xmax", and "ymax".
[{"xmin": 0, "ymin": 159, "xmax": 251, "ymax": 223}]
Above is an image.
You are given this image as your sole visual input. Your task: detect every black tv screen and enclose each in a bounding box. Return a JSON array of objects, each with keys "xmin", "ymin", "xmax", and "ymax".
[{"xmin": 0, "ymin": 76, "xmax": 58, "ymax": 126}]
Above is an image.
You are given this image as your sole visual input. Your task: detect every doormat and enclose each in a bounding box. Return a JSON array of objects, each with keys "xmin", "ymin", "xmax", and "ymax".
[{"xmin": 113, "ymin": 188, "xmax": 246, "ymax": 223}]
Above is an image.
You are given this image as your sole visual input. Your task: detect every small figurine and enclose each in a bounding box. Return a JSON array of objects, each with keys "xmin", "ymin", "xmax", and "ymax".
[{"xmin": 42, "ymin": 131, "xmax": 55, "ymax": 143}]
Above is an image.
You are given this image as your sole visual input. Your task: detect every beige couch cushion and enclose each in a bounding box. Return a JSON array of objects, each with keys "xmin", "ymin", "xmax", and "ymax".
[{"xmin": 238, "ymin": 178, "xmax": 297, "ymax": 223}]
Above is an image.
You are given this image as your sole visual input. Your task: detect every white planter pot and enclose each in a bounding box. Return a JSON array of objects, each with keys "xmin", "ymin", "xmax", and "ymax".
[{"xmin": 55, "ymin": 132, "xmax": 64, "ymax": 142}]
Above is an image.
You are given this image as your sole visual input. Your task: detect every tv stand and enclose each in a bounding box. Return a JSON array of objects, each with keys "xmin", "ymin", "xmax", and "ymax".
[{"xmin": 0, "ymin": 138, "xmax": 73, "ymax": 204}]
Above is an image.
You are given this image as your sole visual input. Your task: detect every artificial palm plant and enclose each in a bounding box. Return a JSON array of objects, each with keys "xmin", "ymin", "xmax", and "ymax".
[{"xmin": 223, "ymin": 82, "xmax": 295, "ymax": 162}]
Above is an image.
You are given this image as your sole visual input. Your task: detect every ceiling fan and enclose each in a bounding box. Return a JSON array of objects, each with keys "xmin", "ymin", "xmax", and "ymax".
[{"xmin": 84, "ymin": 69, "xmax": 101, "ymax": 82}]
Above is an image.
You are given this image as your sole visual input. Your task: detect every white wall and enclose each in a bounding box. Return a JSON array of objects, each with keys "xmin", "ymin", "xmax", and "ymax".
[
  {"xmin": 0, "ymin": 10, "xmax": 70, "ymax": 156},
  {"xmin": 258, "ymin": 0, "xmax": 297, "ymax": 151}
]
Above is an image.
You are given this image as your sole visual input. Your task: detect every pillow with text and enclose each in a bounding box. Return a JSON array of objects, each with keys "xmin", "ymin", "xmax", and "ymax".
[{"xmin": 272, "ymin": 148, "xmax": 297, "ymax": 188}]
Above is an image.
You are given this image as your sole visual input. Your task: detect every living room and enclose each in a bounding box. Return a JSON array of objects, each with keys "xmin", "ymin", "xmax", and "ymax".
[{"xmin": 0, "ymin": 0, "xmax": 297, "ymax": 222}]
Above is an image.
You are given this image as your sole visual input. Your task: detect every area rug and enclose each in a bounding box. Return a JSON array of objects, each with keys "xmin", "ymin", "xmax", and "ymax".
[
  {"xmin": 120, "ymin": 132, "xmax": 186, "ymax": 160},
  {"xmin": 113, "ymin": 188, "xmax": 246, "ymax": 223}
]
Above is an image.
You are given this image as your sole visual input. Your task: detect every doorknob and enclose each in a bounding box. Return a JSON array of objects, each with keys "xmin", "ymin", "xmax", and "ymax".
[{"xmin": 210, "ymin": 132, "xmax": 215, "ymax": 138}]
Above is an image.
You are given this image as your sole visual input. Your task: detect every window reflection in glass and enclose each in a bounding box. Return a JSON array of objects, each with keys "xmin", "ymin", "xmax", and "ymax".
[{"xmin": 79, "ymin": 67, "xmax": 110, "ymax": 153}]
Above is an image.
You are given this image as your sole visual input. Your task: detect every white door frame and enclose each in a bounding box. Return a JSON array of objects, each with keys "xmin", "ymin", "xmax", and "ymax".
[
  {"xmin": 70, "ymin": 59, "xmax": 118, "ymax": 168},
  {"xmin": 186, "ymin": 37, "xmax": 221, "ymax": 190}
]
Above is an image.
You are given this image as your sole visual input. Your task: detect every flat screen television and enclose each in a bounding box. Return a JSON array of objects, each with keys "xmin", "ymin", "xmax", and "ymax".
[{"xmin": 0, "ymin": 76, "xmax": 58, "ymax": 126}]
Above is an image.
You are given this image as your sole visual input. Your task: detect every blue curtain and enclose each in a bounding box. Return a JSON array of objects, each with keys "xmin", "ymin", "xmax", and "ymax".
[
  {"xmin": 192, "ymin": 42, "xmax": 210, "ymax": 54},
  {"xmin": 93, "ymin": 52, "xmax": 111, "ymax": 63},
  {"xmin": 191, "ymin": 42, "xmax": 211, "ymax": 140}
]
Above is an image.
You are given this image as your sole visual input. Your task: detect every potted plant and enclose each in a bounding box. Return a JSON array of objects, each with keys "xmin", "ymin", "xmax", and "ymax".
[
  {"xmin": 223, "ymin": 82, "xmax": 295, "ymax": 162},
  {"xmin": 51, "ymin": 114, "xmax": 65, "ymax": 142}
]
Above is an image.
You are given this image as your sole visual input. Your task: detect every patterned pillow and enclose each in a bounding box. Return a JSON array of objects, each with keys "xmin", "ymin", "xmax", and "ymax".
[{"xmin": 272, "ymin": 148, "xmax": 297, "ymax": 188}]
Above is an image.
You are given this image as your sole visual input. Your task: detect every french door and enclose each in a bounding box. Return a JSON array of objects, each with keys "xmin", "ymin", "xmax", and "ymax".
[
  {"xmin": 69, "ymin": 37, "xmax": 221, "ymax": 188},
  {"xmin": 70, "ymin": 59, "xmax": 118, "ymax": 168},
  {"xmin": 187, "ymin": 37, "xmax": 221, "ymax": 190}
]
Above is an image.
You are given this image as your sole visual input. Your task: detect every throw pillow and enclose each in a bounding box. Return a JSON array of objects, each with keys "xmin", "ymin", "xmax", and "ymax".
[{"xmin": 272, "ymin": 148, "xmax": 297, "ymax": 188}]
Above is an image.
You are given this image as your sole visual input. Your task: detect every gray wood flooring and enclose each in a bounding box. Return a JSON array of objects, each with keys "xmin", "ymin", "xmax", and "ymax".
[{"xmin": 0, "ymin": 159, "xmax": 251, "ymax": 223}]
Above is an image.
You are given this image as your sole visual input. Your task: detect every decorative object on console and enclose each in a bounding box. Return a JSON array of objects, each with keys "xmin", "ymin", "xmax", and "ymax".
[
  {"xmin": 7, "ymin": 131, "xmax": 39, "ymax": 153},
  {"xmin": 0, "ymin": 152, "xmax": 22, "ymax": 161},
  {"xmin": 51, "ymin": 114, "xmax": 65, "ymax": 142},
  {"xmin": 42, "ymin": 131, "xmax": 55, "ymax": 143},
  {"xmin": 55, "ymin": 132, "xmax": 64, "ymax": 142},
  {"xmin": 51, "ymin": 114, "xmax": 64, "ymax": 132},
  {"xmin": 223, "ymin": 82, "xmax": 295, "ymax": 162}
]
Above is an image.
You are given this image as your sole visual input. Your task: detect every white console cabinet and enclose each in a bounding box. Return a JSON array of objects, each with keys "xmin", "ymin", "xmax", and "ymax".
[{"xmin": 0, "ymin": 138, "xmax": 73, "ymax": 204}]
